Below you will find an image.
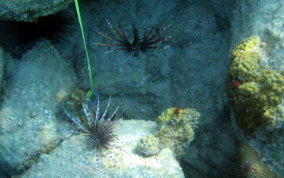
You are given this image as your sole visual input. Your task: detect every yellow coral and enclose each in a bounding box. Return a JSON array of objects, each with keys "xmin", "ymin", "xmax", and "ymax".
[
  {"xmin": 232, "ymin": 36, "xmax": 260, "ymax": 60},
  {"xmin": 239, "ymin": 143, "xmax": 276, "ymax": 178},
  {"xmin": 155, "ymin": 107, "xmax": 199, "ymax": 159},
  {"xmin": 228, "ymin": 36, "xmax": 284, "ymax": 133},
  {"xmin": 156, "ymin": 107, "xmax": 178, "ymax": 124}
]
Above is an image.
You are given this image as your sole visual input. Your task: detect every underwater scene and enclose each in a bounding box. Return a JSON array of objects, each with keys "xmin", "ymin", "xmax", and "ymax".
[{"xmin": 0, "ymin": 0, "xmax": 283, "ymax": 177}]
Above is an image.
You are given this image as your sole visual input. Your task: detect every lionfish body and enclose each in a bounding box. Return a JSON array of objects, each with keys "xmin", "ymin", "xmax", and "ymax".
[
  {"xmin": 97, "ymin": 20, "xmax": 172, "ymax": 57},
  {"xmin": 65, "ymin": 96, "xmax": 119, "ymax": 151}
]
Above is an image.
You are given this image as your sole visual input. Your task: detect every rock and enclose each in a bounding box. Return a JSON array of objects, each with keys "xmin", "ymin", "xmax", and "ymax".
[
  {"xmin": 21, "ymin": 120, "xmax": 185, "ymax": 178},
  {"xmin": 230, "ymin": 0, "xmax": 284, "ymax": 71},
  {"xmin": 0, "ymin": 48, "xmax": 4, "ymax": 95},
  {"xmin": 0, "ymin": 0, "xmax": 73, "ymax": 22},
  {"xmin": 0, "ymin": 40, "xmax": 76, "ymax": 175},
  {"xmin": 230, "ymin": 0, "xmax": 284, "ymax": 176},
  {"xmin": 80, "ymin": 0, "xmax": 238, "ymax": 177}
]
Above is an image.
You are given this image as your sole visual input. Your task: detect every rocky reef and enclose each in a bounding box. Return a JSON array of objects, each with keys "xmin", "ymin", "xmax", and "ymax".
[
  {"xmin": 0, "ymin": 41, "xmax": 185, "ymax": 177},
  {"xmin": 0, "ymin": 41, "xmax": 76, "ymax": 175},
  {"xmin": 21, "ymin": 120, "xmax": 185, "ymax": 178},
  {"xmin": 229, "ymin": 0, "xmax": 284, "ymax": 176},
  {"xmin": 228, "ymin": 36, "xmax": 284, "ymax": 177},
  {"xmin": 0, "ymin": 0, "xmax": 73, "ymax": 22},
  {"xmin": 0, "ymin": 0, "xmax": 283, "ymax": 177}
]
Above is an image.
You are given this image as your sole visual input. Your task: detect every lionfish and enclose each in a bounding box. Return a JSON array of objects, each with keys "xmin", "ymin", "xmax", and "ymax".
[
  {"xmin": 97, "ymin": 20, "xmax": 172, "ymax": 57},
  {"xmin": 64, "ymin": 96, "xmax": 120, "ymax": 173}
]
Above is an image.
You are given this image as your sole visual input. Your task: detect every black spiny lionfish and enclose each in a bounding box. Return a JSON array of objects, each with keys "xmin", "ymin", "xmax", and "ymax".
[
  {"xmin": 97, "ymin": 20, "xmax": 172, "ymax": 57},
  {"xmin": 65, "ymin": 96, "xmax": 119, "ymax": 151},
  {"xmin": 64, "ymin": 96, "xmax": 120, "ymax": 173}
]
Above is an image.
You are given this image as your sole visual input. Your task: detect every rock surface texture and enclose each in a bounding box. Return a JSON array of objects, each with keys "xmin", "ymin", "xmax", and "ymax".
[
  {"xmin": 0, "ymin": 0, "xmax": 73, "ymax": 21},
  {"xmin": 0, "ymin": 41, "xmax": 76, "ymax": 175},
  {"xmin": 21, "ymin": 120, "xmax": 185, "ymax": 178},
  {"xmin": 0, "ymin": 48, "xmax": 3, "ymax": 95}
]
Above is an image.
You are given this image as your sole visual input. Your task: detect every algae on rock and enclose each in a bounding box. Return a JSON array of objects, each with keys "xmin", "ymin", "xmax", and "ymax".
[
  {"xmin": 136, "ymin": 107, "xmax": 200, "ymax": 160},
  {"xmin": 156, "ymin": 107, "xmax": 200, "ymax": 159}
]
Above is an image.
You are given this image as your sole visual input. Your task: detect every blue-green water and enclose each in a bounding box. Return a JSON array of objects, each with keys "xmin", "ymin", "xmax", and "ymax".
[{"xmin": 0, "ymin": 0, "xmax": 283, "ymax": 177}]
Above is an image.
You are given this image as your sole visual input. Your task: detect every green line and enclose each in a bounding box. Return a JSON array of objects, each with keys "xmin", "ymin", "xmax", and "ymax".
[{"xmin": 74, "ymin": 0, "xmax": 94, "ymax": 93}]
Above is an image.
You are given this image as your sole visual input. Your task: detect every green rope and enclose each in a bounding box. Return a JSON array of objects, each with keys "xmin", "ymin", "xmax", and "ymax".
[{"xmin": 74, "ymin": 0, "xmax": 94, "ymax": 93}]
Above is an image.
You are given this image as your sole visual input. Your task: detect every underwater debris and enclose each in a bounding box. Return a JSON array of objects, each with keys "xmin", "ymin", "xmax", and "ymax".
[
  {"xmin": 65, "ymin": 96, "xmax": 119, "ymax": 151},
  {"xmin": 97, "ymin": 20, "xmax": 172, "ymax": 57}
]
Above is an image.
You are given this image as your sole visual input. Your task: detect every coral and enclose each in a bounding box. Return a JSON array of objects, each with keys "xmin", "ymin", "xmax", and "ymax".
[
  {"xmin": 156, "ymin": 107, "xmax": 199, "ymax": 129},
  {"xmin": 136, "ymin": 135, "xmax": 160, "ymax": 157},
  {"xmin": 155, "ymin": 107, "xmax": 200, "ymax": 159},
  {"xmin": 239, "ymin": 143, "xmax": 276, "ymax": 178},
  {"xmin": 228, "ymin": 36, "xmax": 284, "ymax": 134}
]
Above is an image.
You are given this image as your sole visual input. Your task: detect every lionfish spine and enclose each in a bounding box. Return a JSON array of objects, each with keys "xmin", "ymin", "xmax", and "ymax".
[
  {"xmin": 82, "ymin": 103, "xmax": 93, "ymax": 127},
  {"xmin": 64, "ymin": 111, "xmax": 85, "ymax": 130},
  {"xmin": 95, "ymin": 97, "xmax": 100, "ymax": 123},
  {"xmin": 100, "ymin": 96, "xmax": 112, "ymax": 122},
  {"xmin": 108, "ymin": 106, "xmax": 119, "ymax": 121}
]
